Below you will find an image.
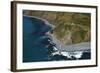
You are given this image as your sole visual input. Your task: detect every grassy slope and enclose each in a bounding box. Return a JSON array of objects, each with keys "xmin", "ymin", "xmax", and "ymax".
[{"xmin": 23, "ymin": 10, "xmax": 91, "ymax": 45}]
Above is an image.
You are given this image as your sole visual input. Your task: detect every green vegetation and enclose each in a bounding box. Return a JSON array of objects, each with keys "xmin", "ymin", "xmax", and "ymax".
[{"xmin": 23, "ymin": 10, "xmax": 91, "ymax": 45}]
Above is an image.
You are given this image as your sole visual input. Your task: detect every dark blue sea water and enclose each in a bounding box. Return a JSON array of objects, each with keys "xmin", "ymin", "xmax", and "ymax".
[{"xmin": 23, "ymin": 16, "xmax": 91, "ymax": 62}]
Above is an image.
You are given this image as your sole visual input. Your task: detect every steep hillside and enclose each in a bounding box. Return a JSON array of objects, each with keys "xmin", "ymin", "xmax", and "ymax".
[{"xmin": 23, "ymin": 10, "xmax": 91, "ymax": 45}]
